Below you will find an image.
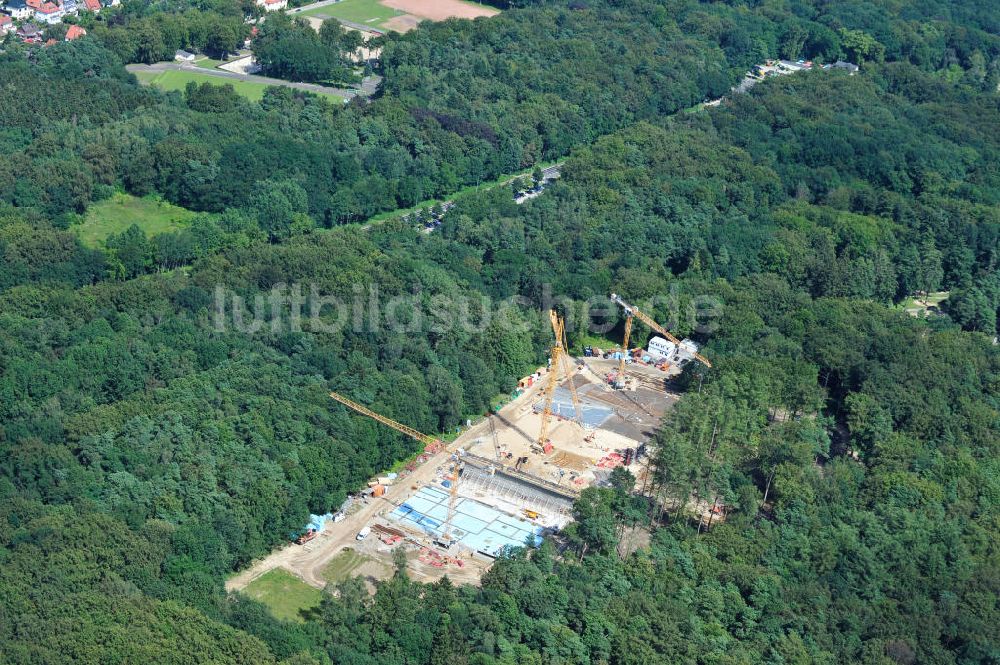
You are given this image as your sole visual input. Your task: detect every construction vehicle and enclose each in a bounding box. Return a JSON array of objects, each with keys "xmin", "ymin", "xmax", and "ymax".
[
  {"xmin": 295, "ymin": 528, "xmax": 318, "ymax": 545},
  {"xmin": 523, "ymin": 509, "xmax": 540, "ymax": 519},
  {"xmin": 609, "ymin": 293, "xmax": 712, "ymax": 388},
  {"xmin": 329, "ymin": 391, "xmax": 460, "ymax": 550}
]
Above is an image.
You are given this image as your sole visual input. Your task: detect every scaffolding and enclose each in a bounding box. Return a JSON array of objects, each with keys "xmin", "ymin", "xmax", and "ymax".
[{"xmin": 460, "ymin": 460, "xmax": 574, "ymax": 517}]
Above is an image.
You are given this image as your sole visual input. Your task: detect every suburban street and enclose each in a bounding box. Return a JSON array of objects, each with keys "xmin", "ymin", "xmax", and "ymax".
[{"xmin": 126, "ymin": 62, "xmax": 363, "ymax": 100}]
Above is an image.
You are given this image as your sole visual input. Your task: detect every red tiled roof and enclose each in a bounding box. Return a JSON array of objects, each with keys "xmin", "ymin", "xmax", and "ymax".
[
  {"xmin": 0, "ymin": 15, "xmax": 12, "ymax": 25},
  {"xmin": 37, "ymin": 2, "xmax": 59, "ymax": 13},
  {"xmin": 83, "ymin": 0, "xmax": 100, "ymax": 8},
  {"xmin": 65, "ymin": 24, "xmax": 86, "ymax": 39}
]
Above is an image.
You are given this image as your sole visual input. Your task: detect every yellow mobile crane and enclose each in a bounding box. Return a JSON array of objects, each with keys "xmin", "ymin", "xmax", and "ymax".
[
  {"xmin": 609, "ymin": 293, "xmax": 712, "ymax": 388},
  {"xmin": 328, "ymin": 391, "xmax": 460, "ymax": 549},
  {"xmin": 536, "ymin": 310, "xmax": 584, "ymax": 451}
]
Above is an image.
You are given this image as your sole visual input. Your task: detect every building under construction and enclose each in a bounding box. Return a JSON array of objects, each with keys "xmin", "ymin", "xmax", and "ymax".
[{"xmin": 329, "ymin": 296, "xmax": 709, "ymax": 567}]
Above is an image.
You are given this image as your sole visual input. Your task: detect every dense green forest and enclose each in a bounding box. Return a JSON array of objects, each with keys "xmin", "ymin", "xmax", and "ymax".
[{"xmin": 0, "ymin": 0, "xmax": 998, "ymax": 662}]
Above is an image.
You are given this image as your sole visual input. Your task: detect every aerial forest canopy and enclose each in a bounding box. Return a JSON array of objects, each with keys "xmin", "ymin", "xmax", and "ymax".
[{"xmin": 0, "ymin": 0, "xmax": 997, "ymax": 663}]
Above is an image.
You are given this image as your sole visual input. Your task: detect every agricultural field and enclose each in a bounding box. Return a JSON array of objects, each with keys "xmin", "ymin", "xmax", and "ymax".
[
  {"xmin": 132, "ymin": 69, "xmax": 273, "ymax": 101},
  {"xmin": 75, "ymin": 193, "xmax": 197, "ymax": 247},
  {"xmin": 295, "ymin": 0, "xmax": 498, "ymax": 32},
  {"xmin": 241, "ymin": 569, "xmax": 324, "ymax": 622}
]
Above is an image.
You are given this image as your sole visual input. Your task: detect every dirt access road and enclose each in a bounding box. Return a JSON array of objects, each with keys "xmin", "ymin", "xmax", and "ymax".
[{"xmin": 226, "ymin": 381, "xmax": 547, "ymax": 592}]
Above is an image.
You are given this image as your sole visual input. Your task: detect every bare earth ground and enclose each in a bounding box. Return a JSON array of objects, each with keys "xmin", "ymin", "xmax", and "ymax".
[
  {"xmin": 226, "ymin": 380, "xmax": 547, "ymax": 594},
  {"xmin": 468, "ymin": 359, "xmax": 675, "ymax": 489},
  {"xmin": 382, "ymin": 14, "xmax": 420, "ymax": 31},
  {"xmin": 227, "ymin": 356, "xmax": 677, "ymax": 597},
  {"xmin": 381, "ymin": 0, "xmax": 498, "ymax": 21}
]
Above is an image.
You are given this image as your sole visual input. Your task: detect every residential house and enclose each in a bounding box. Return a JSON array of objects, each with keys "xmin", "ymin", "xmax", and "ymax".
[
  {"xmin": 4, "ymin": 0, "xmax": 33, "ymax": 19},
  {"xmin": 81, "ymin": 0, "xmax": 99, "ymax": 12},
  {"xmin": 64, "ymin": 23, "xmax": 84, "ymax": 39},
  {"xmin": 17, "ymin": 21, "xmax": 40, "ymax": 41},
  {"xmin": 243, "ymin": 26, "xmax": 257, "ymax": 48},
  {"xmin": 33, "ymin": 1, "xmax": 63, "ymax": 23},
  {"xmin": 62, "ymin": 0, "xmax": 77, "ymax": 14},
  {"xmin": 0, "ymin": 14, "xmax": 12, "ymax": 34},
  {"xmin": 256, "ymin": 0, "xmax": 287, "ymax": 10}
]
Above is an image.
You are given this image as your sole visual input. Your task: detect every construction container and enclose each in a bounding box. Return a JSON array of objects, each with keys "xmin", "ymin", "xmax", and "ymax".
[{"xmin": 372, "ymin": 484, "xmax": 386, "ymax": 497}]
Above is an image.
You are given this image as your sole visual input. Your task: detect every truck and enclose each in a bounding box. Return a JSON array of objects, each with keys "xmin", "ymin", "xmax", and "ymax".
[
  {"xmin": 295, "ymin": 528, "xmax": 317, "ymax": 545},
  {"xmin": 356, "ymin": 526, "xmax": 372, "ymax": 541}
]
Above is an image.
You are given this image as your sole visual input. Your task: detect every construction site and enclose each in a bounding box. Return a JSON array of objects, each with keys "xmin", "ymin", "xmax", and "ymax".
[{"xmin": 227, "ymin": 293, "xmax": 712, "ymax": 603}]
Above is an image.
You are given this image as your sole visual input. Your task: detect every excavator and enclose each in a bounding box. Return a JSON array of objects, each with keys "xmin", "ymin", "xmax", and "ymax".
[{"xmin": 609, "ymin": 293, "xmax": 712, "ymax": 389}]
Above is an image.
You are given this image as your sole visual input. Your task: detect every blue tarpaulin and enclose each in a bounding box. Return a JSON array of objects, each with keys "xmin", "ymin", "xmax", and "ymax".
[{"xmin": 306, "ymin": 513, "xmax": 333, "ymax": 532}]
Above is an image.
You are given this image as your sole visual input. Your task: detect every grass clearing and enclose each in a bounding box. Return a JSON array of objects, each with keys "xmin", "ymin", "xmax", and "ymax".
[
  {"xmin": 242, "ymin": 569, "xmax": 324, "ymax": 622},
  {"xmin": 134, "ymin": 68, "xmax": 349, "ymax": 103},
  {"xmin": 570, "ymin": 332, "xmax": 623, "ymax": 356},
  {"xmin": 133, "ymin": 69, "xmax": 272, "ymax": 101},
  {"xmin": 76, "ymin": 193, "xmax": 197, "ymax": 247}
]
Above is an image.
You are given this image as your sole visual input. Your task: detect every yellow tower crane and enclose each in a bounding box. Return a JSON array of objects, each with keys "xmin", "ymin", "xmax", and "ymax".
[
  {"xmin": 609, "ymin": 293, "xmax": 712, "ymax": 388},
  {"xmin": 328, "ymin": 391, "xmax": 460, "ymax": 549},
  {"xmin": 536, "ymin": 310, "xmax": 584, "ymax": 451}
]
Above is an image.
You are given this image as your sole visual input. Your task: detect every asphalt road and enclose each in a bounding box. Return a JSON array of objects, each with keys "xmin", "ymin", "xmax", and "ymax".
[{"xmin": 127, "ymin": 62, "xmax": 363, "ymax": 100}]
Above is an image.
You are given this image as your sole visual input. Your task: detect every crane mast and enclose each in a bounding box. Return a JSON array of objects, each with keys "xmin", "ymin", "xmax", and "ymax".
[
  {"xmin": 536, "ymin": 309, "xmax": 585, "ymax": 449},
  {"xmin": 537, "ymin": 311, "xmax": 565, "ymax": 449},
  {"xmin": 615, "ymin": 313, "xmax": 635, "ymax": 389},
  {"xmin": 556, "ymin": 313, "xmax": 583, "ymax": 424}
]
